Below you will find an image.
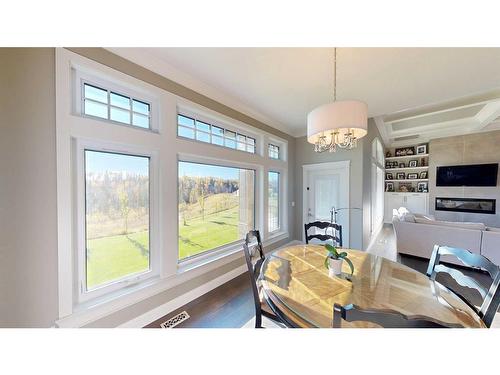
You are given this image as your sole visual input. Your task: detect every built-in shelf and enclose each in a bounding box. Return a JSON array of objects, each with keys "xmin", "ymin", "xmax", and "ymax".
[
  {"xmin": 385, "ymin": 178, "xmax": 429, "ymax": 182},
  {"xmin": 385, "ymin": 191, "xmax": 429, "ymax": 194},
  {"xmin": 385, "ymin": 166, "xmax": 428, "ymax": 171},
  {"xmin": 385, "ymin": 153, "xmax": 429, "ymax": 160}
]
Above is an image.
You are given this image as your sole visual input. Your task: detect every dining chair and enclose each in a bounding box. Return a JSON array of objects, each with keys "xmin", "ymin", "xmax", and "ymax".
[
  {"xmin": 332, "ymin": 303, "xmax": 461, "ymax": 328},
  {"xmin": 243, "ymin": 230, "xmax": 287, "ymax": 328},
  {"xmin": 426, "ymin": 245, "xmax": 500, "ymax": 328},
  {"xmin": 304, "ymin": 221, "xmax": 343, "ymax": 246}
]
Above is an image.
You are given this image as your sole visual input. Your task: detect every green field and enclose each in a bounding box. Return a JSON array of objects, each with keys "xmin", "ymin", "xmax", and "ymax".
[
  {"xmin": 86, "ymin": 231, "xmax": 149, "ymax": 289},
  {"xmin": 179, "ymin": 206, "xmax": 239, "ymax": 259},
  {"xmin": 86, "ymin": 191, "xmax": 240, "ymax": 288}
]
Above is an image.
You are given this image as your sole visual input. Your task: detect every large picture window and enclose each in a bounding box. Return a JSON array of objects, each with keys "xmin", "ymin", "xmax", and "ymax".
[
  {"xmin": 178, "ymin": 161, "xmax": 255, "ymax": 260},
  {"xmin": 85, "ymin": 150, "xmax": 150, "ymax": 290},
  {"xmin": 268, "ymin": 171, "xmax": 280, "ymax": 233}
]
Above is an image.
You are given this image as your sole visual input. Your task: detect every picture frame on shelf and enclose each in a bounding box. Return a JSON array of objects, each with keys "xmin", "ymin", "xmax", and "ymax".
[
  {"xmin": 395, "ymin": 146, "xmax": 415, "ymax": 156},
  {"xmin": 399, "ymin": 182, "xmax": 414, "ymax": 192},
  {"xmin": 416, "ymin": 144, "xmax": 427, "ymax": 155},
  {"xmin": 386, "ymin": 173, "xmax": 393, "ymax": 180},
  {"xmin": 386, "ymin": 151, "xmax": 392, "ymax": 158},
  {"xmin": 396, "ymin": 172, "xmax": 406, "ymax": 180},
  {"xmin": 385, "ymin": 182, "xmax": 394, "ymax": 192},
  {"xmin": 398, "ymin": 162, "xmax": 406, "ymax": 168},
  {"xmin": 408, "ymin": 160, "xmax": 418, "ymax": 168},
  {"xmin": 407, "ymin": 173, "xmax": 418, "ymax": 179},
  {"xmin": 417, "ymin": 181, "xmax": 428, "ymax": 192},
  {"xmin": 419, "ymin": 171, "xmax": 428, "ymax": 179}
]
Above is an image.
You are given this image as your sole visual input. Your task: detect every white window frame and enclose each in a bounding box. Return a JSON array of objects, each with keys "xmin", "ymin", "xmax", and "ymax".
[
  {"xmin": 267, "ymin": 170, "xmax": 281, "ymax": 234},
  {"xmin": 177, "ymin": 106, "xmax": 260, "ymax": 155},
  {"xmin": 73, "ymin": 67, "xmax": 160, "ymax": 133},
  {"xmin": 74, "ymin": 139, "xmax": 160, "ymax": 303},
  {"xmin": 176, "ymin": 153, "xmax": 262, "ymax": 269},
  {"xmin": 268, "ymin": 143, "xmax": 280, "ymax": 160},
  {"xmin": 267, "ymin": 136, "xmax": 287, "ymax": 161},
  {"xmin": 55, "ymin": 48, "xmax": 290, "ymax": 327}
]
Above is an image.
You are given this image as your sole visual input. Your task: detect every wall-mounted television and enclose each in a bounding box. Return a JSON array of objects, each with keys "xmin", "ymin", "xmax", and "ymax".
[{"xmin": 436, "ymin": 163, "xmax": 498, "ymax": 187}]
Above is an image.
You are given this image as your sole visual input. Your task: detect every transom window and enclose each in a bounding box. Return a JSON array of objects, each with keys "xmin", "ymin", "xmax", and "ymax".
[
  {"xmin": 178, "ymin": 161, "xmax": 255, "ymax": 261},
  {"xmin": 83, "ymin": 83, "xmax": 151, "ymax": 129},
  {"xmin": 177, "ymin": 114, "xmax": 256, "ymax": 154},
  {"xmin": 268, "ymin": 143, "xmax": 280, "ymax": 159}
]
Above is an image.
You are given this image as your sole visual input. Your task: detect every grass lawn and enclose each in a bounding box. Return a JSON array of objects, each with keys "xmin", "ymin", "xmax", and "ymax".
[
  {"xmin": 179, "ymin": 206, "xmax": 239, "ymax": 259},
  {"xmin": 85, "ymin": 205, "xmax": 239, "ymax": 289},
  {"xmin": 86, "ymin": 231, "xmax": 149, "ymax": 289}
]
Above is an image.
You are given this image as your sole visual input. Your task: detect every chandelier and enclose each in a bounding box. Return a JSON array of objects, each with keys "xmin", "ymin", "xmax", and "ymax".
[{"xmin": 307, "ymin": 48, "xmax": 368, "ymax": 152}]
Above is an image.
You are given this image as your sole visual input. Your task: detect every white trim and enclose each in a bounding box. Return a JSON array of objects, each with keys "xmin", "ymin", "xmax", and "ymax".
[
  {"xmin": 55, "ymin": 48, "xmax": 291, "ymax": 327},
  {"xmin": 118, "ymin": 240, "xmax": 302, "ymax": 328},
  {"xmin": 302, "ymin": 160, "xmax": 351, "ymax": 246}
]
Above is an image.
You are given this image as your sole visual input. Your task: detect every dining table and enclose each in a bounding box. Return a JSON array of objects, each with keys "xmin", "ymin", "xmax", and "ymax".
[{"xmin": 259, "ymin": 244, "xmax": 485, "ymax": 328}]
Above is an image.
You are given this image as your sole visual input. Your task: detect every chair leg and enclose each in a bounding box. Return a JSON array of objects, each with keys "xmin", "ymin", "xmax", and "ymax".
[{"xmin": 255, "ymin": 312, "xmax": 263, "ymax": 328}]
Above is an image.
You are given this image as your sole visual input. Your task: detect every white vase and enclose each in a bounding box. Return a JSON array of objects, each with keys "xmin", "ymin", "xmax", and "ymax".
[{"xmin": 328, "ymin": 258, "xmax": 343, "ymax": 277}]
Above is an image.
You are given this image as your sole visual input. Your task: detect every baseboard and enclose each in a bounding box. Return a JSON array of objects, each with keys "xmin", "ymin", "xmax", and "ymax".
[{"xmin": 118, "ymin": 240, "xmax": 302, "ymax": 328}]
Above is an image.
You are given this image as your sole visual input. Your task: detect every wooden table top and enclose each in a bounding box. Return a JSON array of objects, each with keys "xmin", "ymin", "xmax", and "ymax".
[{"xmin": 260, "ymin": 245, "xmax": 485, "ymax": 328}]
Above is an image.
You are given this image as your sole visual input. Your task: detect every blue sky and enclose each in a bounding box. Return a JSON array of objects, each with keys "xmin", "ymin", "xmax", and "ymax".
[
  {"xmin": 179, "ymin": 161, "xmax": 239, "ymax": 180},
  {"xmin": 85, "ymin": 150, "xmax": 149, "ymax": 175}
]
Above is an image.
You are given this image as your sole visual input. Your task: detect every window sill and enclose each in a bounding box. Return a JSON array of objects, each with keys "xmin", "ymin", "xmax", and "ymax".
[{"xmin": 55, "ymin": 232, "xmax": 290, "ymax": 328}]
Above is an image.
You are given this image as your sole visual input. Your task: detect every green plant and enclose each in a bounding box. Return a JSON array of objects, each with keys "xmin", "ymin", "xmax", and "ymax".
[{"xmin": 324, "ymin": 244, "xmax": 354, "ymax": 275}]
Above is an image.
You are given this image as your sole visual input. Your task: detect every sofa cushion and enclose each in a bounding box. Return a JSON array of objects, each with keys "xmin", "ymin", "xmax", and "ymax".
[
  {"xmin": 403, "ymin": 213, "xmax": 416, "ymax": 222},
  {"xmin": 486, "ymin": 226, "xmax": 500, "ymax": 232},
  {"xmin": 414, "ymin": 218, "xmax": 486, "ymax": 231}
]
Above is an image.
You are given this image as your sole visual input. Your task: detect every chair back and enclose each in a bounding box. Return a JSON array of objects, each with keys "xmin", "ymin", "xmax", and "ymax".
[
  {"xmin": 243, "ymin": 230, "xmax": 266, "ymax": 324},
  {"xmin": 426, "ymin": 245, "xmax": 500, "ymax": 328},
  {"xmin": 304, "ymin": 221, "xmax": 342, "ymax": 247},
  {"xmin": 333, "ymin": 303, "xmax": 461, "ymax": 328}
]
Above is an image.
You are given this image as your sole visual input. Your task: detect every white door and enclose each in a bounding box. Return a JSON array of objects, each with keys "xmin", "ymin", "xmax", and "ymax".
[{"xmin": 303, "ymin": 161, "xmax": 350, "ymax": 247}]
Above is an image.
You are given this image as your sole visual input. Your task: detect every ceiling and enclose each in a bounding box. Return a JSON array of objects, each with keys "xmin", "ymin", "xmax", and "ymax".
[{"xmin": 109, "ymin": 48, "xmax": 500, "ymax": 140}]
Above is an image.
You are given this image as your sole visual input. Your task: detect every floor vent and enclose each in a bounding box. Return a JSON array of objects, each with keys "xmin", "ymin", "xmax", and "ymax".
[{"xmin": 160, "ymin": 311, "xmax": 190, "ymax": 328}]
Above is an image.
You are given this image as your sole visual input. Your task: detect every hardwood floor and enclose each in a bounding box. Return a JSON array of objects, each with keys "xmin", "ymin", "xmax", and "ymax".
[{"xmin": 145, "ymin": 272, "xmax": 255, "ymax": 328}]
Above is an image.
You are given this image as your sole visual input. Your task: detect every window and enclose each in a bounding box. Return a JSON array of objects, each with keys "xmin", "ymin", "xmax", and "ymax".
[
  {"xmin": 178, "ymin": 161, "xmax": 255, "ymax": 260},
  {"xmin": 268, "ymin": 143, "xmax": 280, "ymax": 159},
  {"xmin": 268, "ymin": 171, "xmax": 280, "ymax": 233},
  {"xmin": 84, "ymin": 150, "xmax": 150, "ymax": 291},
  {"xmin": 177, "ymin": 114, "xmax": 256, "ymax": 154},
  {"xmin": 83, "ymin": 83, "xmax": 151, "ymax": 129}
]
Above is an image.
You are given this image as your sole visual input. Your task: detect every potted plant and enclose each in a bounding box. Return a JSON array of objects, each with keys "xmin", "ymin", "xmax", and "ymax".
[{"xmin": 324, "ymin": 244, "xmax": 354, "ymax": 277}]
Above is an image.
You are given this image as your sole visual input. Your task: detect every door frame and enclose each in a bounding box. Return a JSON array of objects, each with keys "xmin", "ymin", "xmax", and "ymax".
[{"xmin": 302, "ymin": 160, "xmax": 350, "ymax": 246}]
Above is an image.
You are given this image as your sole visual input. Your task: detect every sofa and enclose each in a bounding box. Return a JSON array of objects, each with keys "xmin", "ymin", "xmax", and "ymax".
[{"xmin": 392, "ymin": 208, "xmax": 500, "ymax": 266}]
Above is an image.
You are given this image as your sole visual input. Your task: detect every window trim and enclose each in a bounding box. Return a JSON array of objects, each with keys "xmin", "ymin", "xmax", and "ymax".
[
  {"xmin": 73, "ymin": 67, "xmax": 160, "ymax": 133},
  {"xmin": 268, "ymin": 143, "xmax": 280, "ymax": 160},
  {"xmin": 267, "ymin": 170, "xmax": 281, "ymax": 234},
  {"xmin": 177, "ymin": 113, "xmax": 257, "ymax": 154},
  {"xmin": 56, "ymin": 48, "xmax": 289, "ymax": 326},
  {"xmin": 74, "ymin": 139, "xmax": 160, "ymax": 304},
  {"xmin": 176, "ymin": 155, "xmax": 260, "ymax": 265}
]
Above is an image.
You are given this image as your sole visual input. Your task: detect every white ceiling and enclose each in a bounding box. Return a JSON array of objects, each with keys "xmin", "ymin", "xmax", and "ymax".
[{"xmin": 109, "ymin": 48, "xmax": 500, "ymax": 138}]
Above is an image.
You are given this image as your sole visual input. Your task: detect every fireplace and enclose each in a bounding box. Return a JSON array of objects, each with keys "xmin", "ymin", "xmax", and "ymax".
[{"xmin": 435, "ymin": 197, "xmax": 496, "ymax": 214}]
